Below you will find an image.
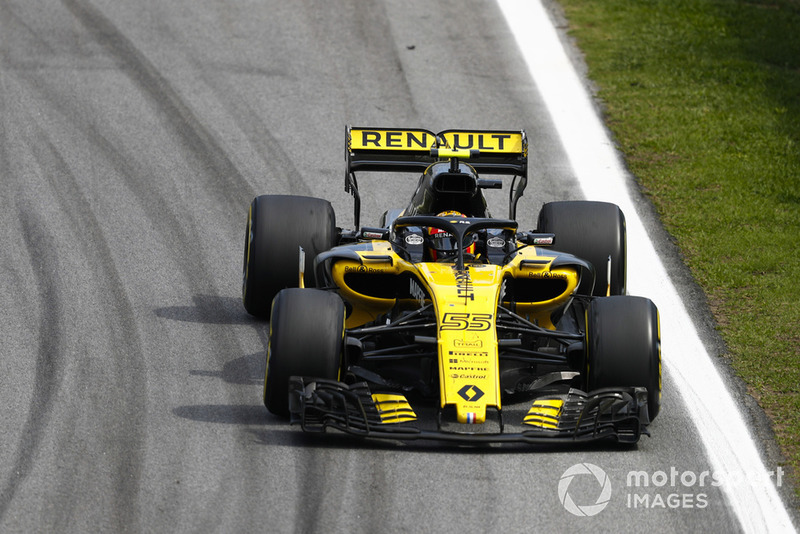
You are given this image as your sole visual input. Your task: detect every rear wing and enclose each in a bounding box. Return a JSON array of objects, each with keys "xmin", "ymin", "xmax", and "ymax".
[{"xmin": 345, "ymin": 126, "xmax": 528, "ymax": 226}]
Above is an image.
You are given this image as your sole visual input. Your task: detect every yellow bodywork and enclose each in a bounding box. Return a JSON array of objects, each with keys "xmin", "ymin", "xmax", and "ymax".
[
  {"xmin": 421, "ymin": 261, "xmax": 502, "ymax": 424},
  {"xmin": 330, "ymin": 241, "xmax": 580, "ymax": 425}
]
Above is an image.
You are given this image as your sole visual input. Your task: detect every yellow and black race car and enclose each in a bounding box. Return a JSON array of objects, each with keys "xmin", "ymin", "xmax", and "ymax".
[{"xmin": 243, "ymin": 126, "xmax": 661, "ymax": 444}]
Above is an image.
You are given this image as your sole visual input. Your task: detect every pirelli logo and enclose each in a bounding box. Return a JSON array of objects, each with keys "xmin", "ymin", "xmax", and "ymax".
[{"xmin": 349, "ymin": 128, "xmax": 524, "ymax": 154}]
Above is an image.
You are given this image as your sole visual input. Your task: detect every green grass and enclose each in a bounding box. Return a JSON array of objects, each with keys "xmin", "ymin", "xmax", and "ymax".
[{"xmin": 556, "ymin": 0, "xmax": 800, "ymax": 498}]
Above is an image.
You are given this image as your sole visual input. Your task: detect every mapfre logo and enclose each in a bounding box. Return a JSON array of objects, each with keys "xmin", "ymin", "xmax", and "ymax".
[{"xmin": 558, "ymin": 463, "xmax": 612, "ymax": 517}]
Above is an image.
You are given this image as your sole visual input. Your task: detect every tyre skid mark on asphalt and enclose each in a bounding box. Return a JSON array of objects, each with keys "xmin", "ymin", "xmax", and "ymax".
[
  {"xmin": 4, "ymin": 126, "xmax": 147, "ymax": 531},
  {"xmin": 191, "ymin": 66, "xmax": 314, "ymax": 198},
  {"xmin": 0, "ymin": 209, "xmax": 64, "ymax": 522},
  {"xmin": 339, "ymin": 0, "xmax": 421, "ymax": 122},
  {"xmin": 54, "ymin": 2, "xmax": 276, "ymax": 520},
  {"xmin": 84, "ymin": 122, "xmax": 259, "ymax": 358},
  {"xmin": 57, "ymin": 0, "xmax": 256, "ymax": 352},
  {"xmin": 61, "ymin": 0, "xmax": 254, "ymax": 214},
  {"xmin": 292, "ymin": 445, "xmax": 391, "ymax": 532}
]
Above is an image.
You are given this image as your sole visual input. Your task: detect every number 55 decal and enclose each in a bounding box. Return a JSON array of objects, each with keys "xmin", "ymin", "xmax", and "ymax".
[{"xmin": 440, "ymin": 313, "xmax": 493, "ymax": 331}]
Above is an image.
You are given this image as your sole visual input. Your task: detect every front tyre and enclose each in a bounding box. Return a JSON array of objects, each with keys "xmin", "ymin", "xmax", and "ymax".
[
  {"xmin": 585, "ymin": 296, "xmax": 661, "ymax": 421},
  {"xmin": 264, "ymin": 288, "xmax": 345, "ymax": 417},
  {"xmin": 242, "ymin": 195, "xmax": 336, "ymax": 317}
]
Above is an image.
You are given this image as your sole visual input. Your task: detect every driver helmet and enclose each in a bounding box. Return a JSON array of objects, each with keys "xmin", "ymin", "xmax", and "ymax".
[{"xmin": 427, "ymin": 211, "xmax": 475, "ymax": 261}]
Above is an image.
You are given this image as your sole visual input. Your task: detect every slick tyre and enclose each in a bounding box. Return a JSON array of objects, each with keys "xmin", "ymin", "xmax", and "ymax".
[
  {"xmin": 585, "ymin": 296, "xmax": 661, "ymax": 420},
  {"xmin": 263, "ymin": 288, "xmax": 345, "ymax": 417},
  {"xmin": 537, "ymin": 201, "xmax": 626, "ymax": 296},
  {"xmin": 242, "ymin": 195, "xmax": 336, "ymax": 317}
]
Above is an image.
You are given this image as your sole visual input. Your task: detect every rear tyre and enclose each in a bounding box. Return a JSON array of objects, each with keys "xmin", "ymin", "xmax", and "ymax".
[
  {"xmin": 264, "ymin": 288, "xmax": 345, "ymax": 417},
  {"xmin": 537, "ymin": 201, "xmax": 626, "ymax": 296},
  {"xmin": 242, "ymin": 195, "xmax": 336, "ymax": 317},
  {"xmin": 585, "ymin": 296, "xmax": 661, "ymax": 420}
]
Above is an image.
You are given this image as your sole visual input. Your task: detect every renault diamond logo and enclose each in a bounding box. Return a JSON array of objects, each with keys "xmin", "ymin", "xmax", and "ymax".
[{"xmin": 457, "ymin": 385, "xmax": 484, "ymax": 402}]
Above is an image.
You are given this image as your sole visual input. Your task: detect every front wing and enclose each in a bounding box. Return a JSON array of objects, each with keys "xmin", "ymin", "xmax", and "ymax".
[{"xmin": 288, "ymin": 377, "xmax": 651, "ymax": 444}]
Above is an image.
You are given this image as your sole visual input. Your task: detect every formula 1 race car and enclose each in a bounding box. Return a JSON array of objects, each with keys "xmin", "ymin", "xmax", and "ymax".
[{"xmin": 243, "ymin": 126, "xmax": 661, "ymax": 444}]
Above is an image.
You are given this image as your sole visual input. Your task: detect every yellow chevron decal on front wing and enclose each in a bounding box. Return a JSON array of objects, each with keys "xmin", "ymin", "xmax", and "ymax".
[
  {"xmin": 372, "ymin": 394, "xmax": 418, "ymax": 423},
  {"xmin": 523, "ymin": 398, "xmax": 564, "ymax": 429}
]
